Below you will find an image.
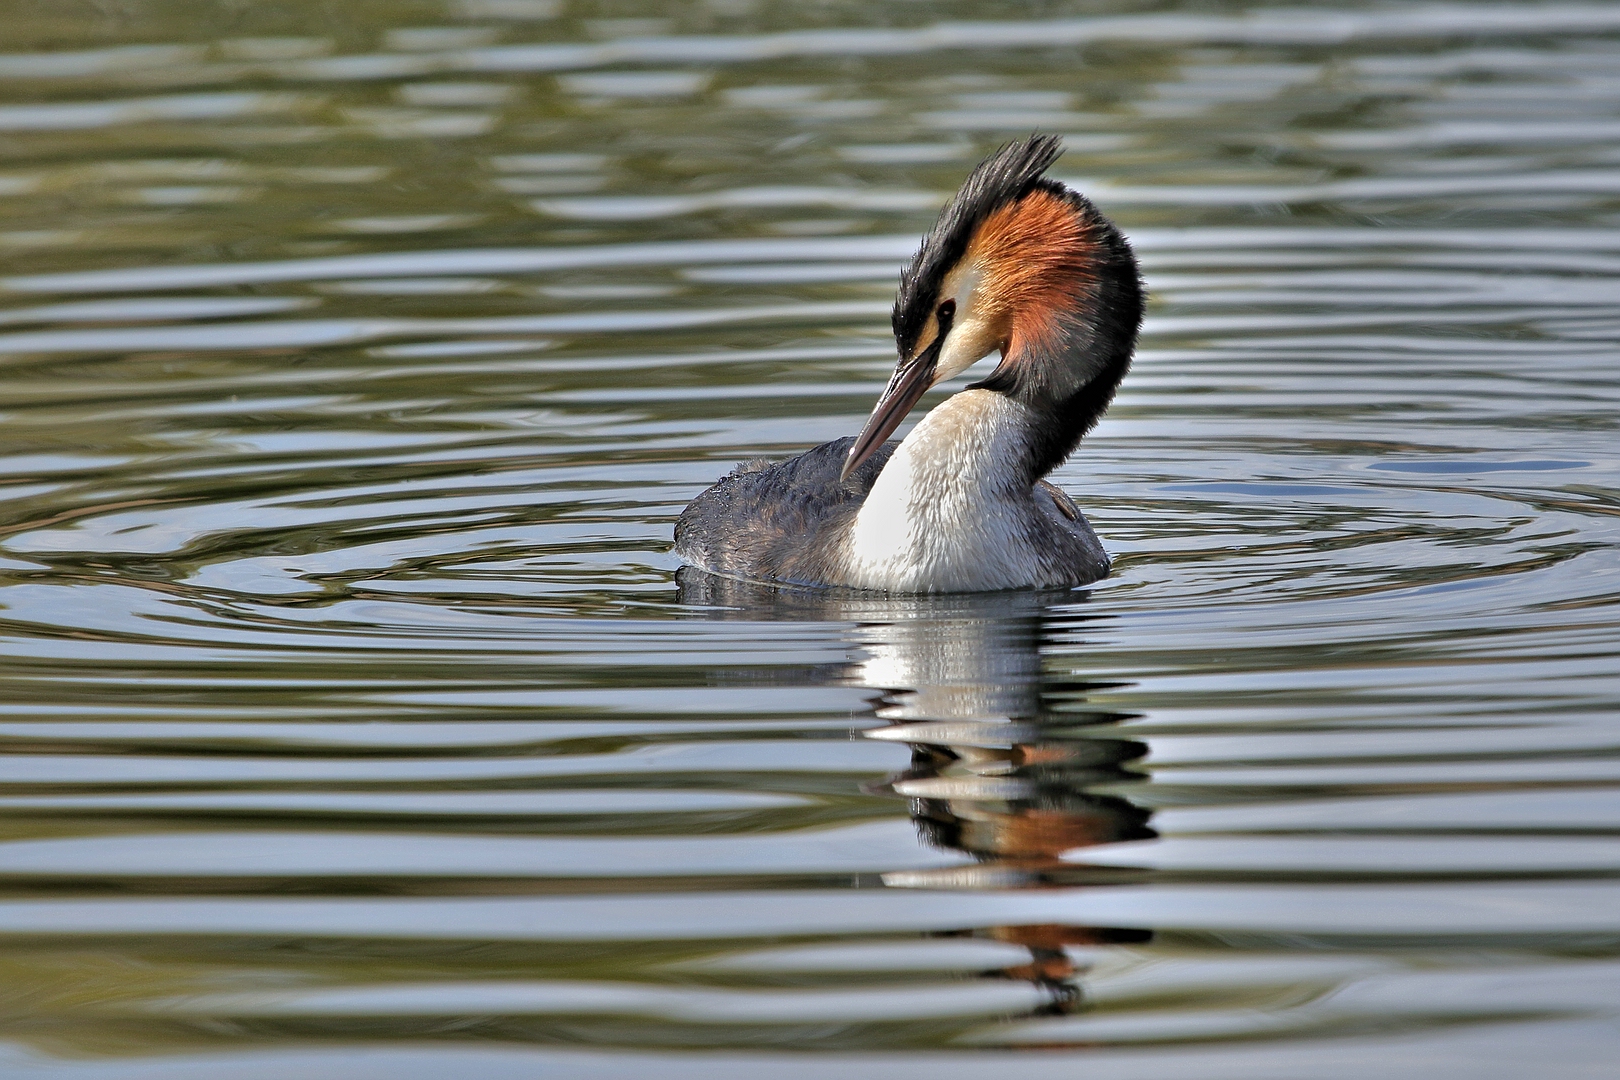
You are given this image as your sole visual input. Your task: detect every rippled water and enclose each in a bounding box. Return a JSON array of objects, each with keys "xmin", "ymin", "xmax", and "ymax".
[{"xmin": 0, "ymin": 2, "xmax": 1618, "ymax": 1076}]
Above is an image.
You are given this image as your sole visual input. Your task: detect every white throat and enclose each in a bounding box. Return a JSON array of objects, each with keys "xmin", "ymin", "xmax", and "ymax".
[{"xmin": 844, "ymin": 389, "xmax": 1043, "ymax": 592}]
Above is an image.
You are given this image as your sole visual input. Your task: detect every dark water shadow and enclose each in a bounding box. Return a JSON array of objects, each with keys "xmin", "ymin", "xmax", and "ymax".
[{"xmin": 676, "ymin": 569, "xmax": 1155, "ymax": 1013}]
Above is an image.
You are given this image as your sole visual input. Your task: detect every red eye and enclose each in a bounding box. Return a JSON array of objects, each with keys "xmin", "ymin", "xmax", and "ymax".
[{"xmin": 936, "ymin": 299, "xmax": 956, "ymax": 322}]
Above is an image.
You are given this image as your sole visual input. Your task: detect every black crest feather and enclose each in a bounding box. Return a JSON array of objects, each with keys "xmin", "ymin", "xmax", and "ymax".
[{"xmin": 892, "ymin": 134, "xmax": 1064, "ymax": 356}]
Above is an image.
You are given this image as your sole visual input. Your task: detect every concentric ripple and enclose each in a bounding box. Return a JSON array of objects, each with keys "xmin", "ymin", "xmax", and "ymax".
[{"xmin": 0, "ymin": 2, "xmax": 1616, "ymax": 1078}]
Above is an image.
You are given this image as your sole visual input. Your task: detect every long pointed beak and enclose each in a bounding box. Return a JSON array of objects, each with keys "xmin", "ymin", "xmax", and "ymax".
[{"xmin": 841, "ymin": 335, "xmax": 944, "ymax": 480}]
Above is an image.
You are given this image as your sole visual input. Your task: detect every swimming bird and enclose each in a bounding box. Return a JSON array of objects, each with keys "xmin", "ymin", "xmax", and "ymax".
[{"xmin": 675, "ymin": 134, "xmax": 1143, "ymax": 592}]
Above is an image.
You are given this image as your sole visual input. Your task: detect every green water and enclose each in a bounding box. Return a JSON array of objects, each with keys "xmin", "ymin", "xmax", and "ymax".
[{"xmin": 0, "ymin": 2, "xmax": 1617, "ymax": 1076}]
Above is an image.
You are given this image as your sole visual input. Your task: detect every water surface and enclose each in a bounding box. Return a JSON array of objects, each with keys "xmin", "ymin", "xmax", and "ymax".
[{"xmin": 0, "ymin": 2, "xmax": 1617, "ymax": 1076}]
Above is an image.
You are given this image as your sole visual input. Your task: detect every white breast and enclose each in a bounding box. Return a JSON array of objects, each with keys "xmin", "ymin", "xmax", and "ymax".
[{"xmin": 843, "ymin": 390, "xmax": 1047, "ymax": 592}]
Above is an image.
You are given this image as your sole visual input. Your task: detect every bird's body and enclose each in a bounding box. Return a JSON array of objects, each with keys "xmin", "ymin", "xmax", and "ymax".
[
  {"xmin": 676, "ymin": 392, "xmax": 1106, "ymax": 591},
  {"xmin": 675, "ymin": 135, "xmax": 1143, "ymax": 593}
]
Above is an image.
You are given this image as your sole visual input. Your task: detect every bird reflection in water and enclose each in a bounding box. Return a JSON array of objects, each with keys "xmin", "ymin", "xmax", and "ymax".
[{"xmin": 677, "ymin": 569, "xmax": 1154, "ymax": 1014}]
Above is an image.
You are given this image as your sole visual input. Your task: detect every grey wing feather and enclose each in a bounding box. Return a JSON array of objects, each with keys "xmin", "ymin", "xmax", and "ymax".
[
  {"xmin": 1038, "ymin": 479, "xmax": 1081, "ymax": 522},
  {"xmin": 674, "ymin": 437, "xmax": 896, "ymax": 585}
]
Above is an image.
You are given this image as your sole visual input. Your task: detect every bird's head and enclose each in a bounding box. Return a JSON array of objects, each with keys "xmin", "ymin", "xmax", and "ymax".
[{"xmin": 842, "ymin": 134, "xmax": 1143, "ymax": 481}]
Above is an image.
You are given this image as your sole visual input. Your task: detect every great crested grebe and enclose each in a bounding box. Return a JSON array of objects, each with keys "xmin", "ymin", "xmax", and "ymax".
[{"xmin": 675, "ymin": 134, "xmax": 1144, "ymax": 592}]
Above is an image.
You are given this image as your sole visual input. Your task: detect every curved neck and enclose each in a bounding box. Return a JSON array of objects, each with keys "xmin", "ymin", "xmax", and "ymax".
[
  {"xmin": 967, "ymin": 206, "xmax": 1143, "ymax": 482},
  {"xmin": 878, "ymin": 389, "xmax": 1037, "ymax": 500},
  {"xmin": 846, "ymin": 390, "xmax": 1045, "ymax": 592}
]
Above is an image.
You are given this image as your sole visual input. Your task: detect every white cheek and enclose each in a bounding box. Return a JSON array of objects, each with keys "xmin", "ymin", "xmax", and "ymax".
[
  {"xmin": 934, "ymin": 319, "xmax": 998, "ymax": 383},
  {"xmin": 932, "ymin": 262, "xmax": 997, "ymax": 383}
]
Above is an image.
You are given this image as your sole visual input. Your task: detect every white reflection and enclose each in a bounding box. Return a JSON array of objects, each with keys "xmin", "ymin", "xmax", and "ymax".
[{"xmin": 677, "ymin": 570, "xmax": 1155, "ymax": 1011}]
